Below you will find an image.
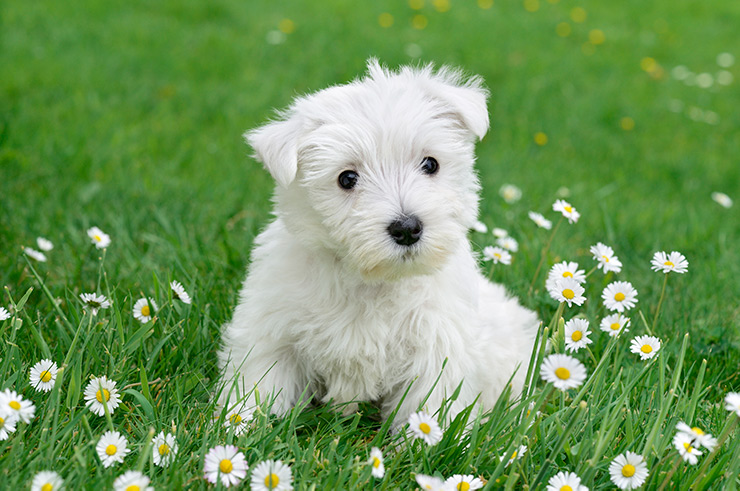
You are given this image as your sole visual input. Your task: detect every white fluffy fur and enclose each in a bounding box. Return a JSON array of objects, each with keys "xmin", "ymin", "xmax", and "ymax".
[{"xmin": 218, "ymin": 60, "xmax": 538, "ymax": 425}]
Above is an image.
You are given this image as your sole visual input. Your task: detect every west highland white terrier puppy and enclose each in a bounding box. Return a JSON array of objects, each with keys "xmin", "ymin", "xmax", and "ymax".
[{"xmin": 218, "ymin": 60, "xmax": 538, "ymax": 426}]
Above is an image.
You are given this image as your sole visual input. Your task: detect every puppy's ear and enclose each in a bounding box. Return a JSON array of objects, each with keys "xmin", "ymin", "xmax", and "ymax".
[
  {"xmin": 428, "ymin": 69, "xmax": 490, "ymax": 141},
  {"xmin": 245, "ymin": 114, "xmax": 302, "ymax": 188}
]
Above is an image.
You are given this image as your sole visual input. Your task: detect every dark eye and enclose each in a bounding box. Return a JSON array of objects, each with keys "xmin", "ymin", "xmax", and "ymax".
[
  {"xmin": 338, "ymin": 170, "xmax": 359, "ymax": 190},
  {"xmin": 420, "ymin": 156, "xmax": 439, "ymax": 175}
]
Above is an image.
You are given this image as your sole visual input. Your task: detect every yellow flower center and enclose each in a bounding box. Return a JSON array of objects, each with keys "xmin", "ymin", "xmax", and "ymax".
[
  {"xmin": 611, "ymin": 322, "xmax": 621, "ymax": 331},
  {"xmin": 105, "ymin": 444, "xmax": 117, "ymax": 456},
  {"xmin": 40, "ymin": 370, "xmax": 53, "ymax": 383},
  {"xmin": 457, "ymin": 483, "xmax": 471, "ymax": 491},
  {"xmin": 571, "ymin": 331, "xmax": 582, "ymax": 342},
  {"xmin": 641, "ymin": 345, "xmax": 653, "ymax": 354},
  {"xmin": 230, "ymin": 414, "xmax": 242, "ymax": 425},
  {"xmin": 41, "ymin": 484, "xmax": 53, "ymax": 491},
  {"xmin": 219, "ymin": 459, "xmax": 233, "ymax": 474},
  {"xmin": 265, "ymin": 473, "xmax": 280, "ymax": 488},
  {"xmin": 562, "ymin": 271, "xmax": 573, "ymax": 278},
  {"xmin": 511, "ymin": 450, "xmax": 518, "ymax": 459},
  {"xmin": 125, "ymin": 486, "xmax": 140, "ymax": 491},
  {"xmin": 692, "ymin": 427, "xmax": 704, "ymax": 435},
  {"xmin": 159, "ymin": 443, "xmax": 170, "ymax": 455},
  {"xmin": 614, "ymin": 292, "xmax": 626, "ymax": 301},
  {"xmin": 419, "ymin": 422, "xmax": 431, "ymax": 434},
  {"xmin": 94, "ymin": 234, "xmax": 102, "ymax": 242},
  {"xmin": 141, "ymin": 305, "xmax": 150, "ymax": 317},
  {"xmin": 555, "ymin": 367, "xmax": 570, "ymax": 380},
  {"xmin": 622, "ymin": 464, "xmax": 636, "ymax": 477},
  {"xmin": 561, "ymin": 486, "xmax": 573, "ymax": 491},
  {"xmin": 494, "ymin": 253, "xmax": 501, "ymax": 259},
  {"xmin": 562, "ymin": 289, "xmax": 575, "ymax": 300},
  {"xmin": 373, "ymin": 457, "xmax": 381, "ymax": 468},
  {"xmin": 96, "ymin": 389, "xmax": 110, "ymax": 403},
  {"xmin": 0, "ymin": 417, "xmax": 4, "ymax": 425},
  {"xmin": 664, "ymin": 261, "xmax": 674, "ymax": 267},
  {"xmin": 683, "ymin": 442, "xmax": 693, "ymax": 452},
  {"xmin": 564, "ymin": 205, "xmax": 573, "ymax": 213},
  {"xmin": 602, "ymin": 255, "xmax": 610, "ymax": 262},
  {"xmin": 9, "ymin": 400, "xmax": 21, "ymax": 410}
]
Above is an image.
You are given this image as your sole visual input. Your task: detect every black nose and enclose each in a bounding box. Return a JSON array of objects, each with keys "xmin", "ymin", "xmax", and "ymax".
[{"xmin": 387, "ymin": 215, "xmax": 423, "ymax": 246}]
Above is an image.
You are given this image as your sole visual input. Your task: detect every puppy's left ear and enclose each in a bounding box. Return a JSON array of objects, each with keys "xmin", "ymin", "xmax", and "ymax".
[
  {"xmin": 428, "ymin": 70, "xmax": 490, "ymax": 140},
  {"xmin": 244, "ymin": 114, "xmax": 303, "ymax": 188}
]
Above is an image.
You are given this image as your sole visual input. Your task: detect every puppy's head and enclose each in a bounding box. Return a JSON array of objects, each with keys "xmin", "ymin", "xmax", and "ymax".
[{"xmin": 247, "ymin": 59, "xmax": 489, "ymax": 281}]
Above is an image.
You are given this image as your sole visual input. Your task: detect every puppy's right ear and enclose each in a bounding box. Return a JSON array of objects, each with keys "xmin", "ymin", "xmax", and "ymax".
[{"xmin": 245, "ymin": 114, "xmax": 302, "ymax": 188}]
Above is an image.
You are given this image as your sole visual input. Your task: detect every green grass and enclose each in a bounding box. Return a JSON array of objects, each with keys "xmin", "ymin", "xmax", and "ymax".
[{"xmin": 1, "ymin": 0, "xmax": 739, "ymax": 488}]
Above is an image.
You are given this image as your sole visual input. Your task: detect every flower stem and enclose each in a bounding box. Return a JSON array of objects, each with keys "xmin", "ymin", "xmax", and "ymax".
[
  {"xmin": 528, "ymin": 217, "xmax": 563, "ymax": 295},
  {"xmin": 656, "ymin": 456, "xmax": 682, "ymax": 491},
  {"xmin": 690, "ymin": 414, "xmax": 738, "ymax": 489},
  {"xmin": 652, "ymin": 273, "xmax": 669, "ymax": 330}
]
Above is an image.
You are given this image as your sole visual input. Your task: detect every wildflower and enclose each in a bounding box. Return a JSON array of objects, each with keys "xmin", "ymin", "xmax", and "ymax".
[
  {"xmin": 496, "ymin": 236, "xmax": 519, "ymax": 252},
  {"xmin": 408, "ymin": 411, "xmax": 443, "ymax": 445},
  {"xmin": 545, "ymin": 261, "xmax": 586, "ymax": 291},
  {"xmin": 482, "ymin": 246, "xmax": 512, "ymax": 265},
  {"xmin": 24, "ymin": 247, "xmax": 47, "ymax": 262},
  {"xmin": 676, "ymin": 422, "xmax": 717, "ymax": 451},
  {"xmin": 609, "ymin": 451, "xmax": 649, "ymax": 490},
  {"xmin": 0, "ymin": 307, "xmax": 9, "ymax": 321},
  {"xmin": 250, "ymin": 459, "xmax": 293, "ymax": 491},
  {"xmin": 416, "ymin": 474, "xmax": 447, "ymax": 491},
  {"xmin": 541, "ymin": 354, "xmax": 587, "ymax": 391},
  {"xmin": 79, "ymin": 293, "xmax": 111, "ymax": 316},
  {"xmin": 170, "ymin": 280, "xmax": 192, "ymax": 304},
  {"xmin": 30, "ymin": 471, "xmax": 64, "ymax": 491},
  {"xmin": 113, "ymin": 471, "xmax": 154, "ymax": 491},
  {"xmin": 0, "ymin": 408, "xmax": 17, "ymax": 440},
  {"xmin": 368, "ymin": 447, "xmax": 384, "ymax": 479},
  {"xmin": 500, "ymin": 184, "xmax": 522, "ymax": 203},
  {"xmin": 84, "ymin": 376, "xmax": 121, "ymax": 416},
  {"xmin": 725, "ymin": 392, "xmax": 740, "ymax": 417},
  {"xmin": 29, "ymin": 359, "xmax": 59, "ymax": 392},
  {"xmin": 204, "ymin": 445, "xmax": 248, "ymax": 488},
  {"xmin": 547, "ymin": 277, "xmax": 587, "ymax": 307},
  {"xmin": 471, "ymin": 221, "xmax": 488, "ymax": 234},
  {"xmin": 500, "ymin": 445, "xmax": 528, "ymax": 466},
  {"xmin": 629, "ymin": 335, "xmax": 661, "ymax": 360},
  {"xmin": 492, "ymin": 227, "xmax": 508, "ymax": 238},
  {"xmin": 650, "ymin": 251, "xmax": 689, "ymax": 274},
  {"xmin": 552, "ymin": 199, "xmax": 580, "ymax": 224},
  {"xmin": 600, "ymin": 314, "xmax": 630, "ymax": 337},
  {"xmin": 602, "ymin": 281, "xmax": 638, "ymax": 312},
  {"xmin": 133, "ymin": 297, "xmax": 158, "ymax": 323},
  {"xmin": 96, "ymin": 430, "xmax": 130, "ymax": 468},
  {"xmin": 528, "ymin": 211, "xmax": 552, "ymax": 230},
  {"xmin": 673, "ymin": 432, "xmax": 702, "ymax": 465},
  {"xmin": 711, "ymin": 192, "xmax": 733, "ymax": 208},
  {"xmin": 564, "ymin": 318, "xmax": 592, "ymax": 353},
  {"xmin": 546, "ymin": 471, "xmax": 588, "ymax": 491},
  {"xmin": 152, "ymin": 431, "xmax": 178, "ymax": 467},
  {"xmin": 589, "ymin": 242, "xmax": 623, "ymax": 273},
  {"xmin": 0, "ymin": 389, "xmax": 36, "ymax": 424},
  {"xmin": 445, "ymin": 474, "xmax": 484, "ymax": 490},
  {"xmin": 224, "ymin": 407, "xmax": 253, "ymax": 436},
  {"xmin": 36, "ymin": 237, "xmax": 54, "ymax": 251},
  {"xmin": 87, "ymin": 226, "xmax": 111, "ymax": 249}
]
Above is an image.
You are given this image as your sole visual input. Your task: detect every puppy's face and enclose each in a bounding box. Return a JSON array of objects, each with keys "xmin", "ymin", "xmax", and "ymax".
[{"xmin": 248, "ymin": 61, "xmax": 490, "ymax": 281}]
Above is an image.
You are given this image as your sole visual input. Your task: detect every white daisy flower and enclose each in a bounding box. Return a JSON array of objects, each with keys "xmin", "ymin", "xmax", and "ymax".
[
  {"xmin": 675, "ymin": 422, "xmax": 717, "ymax": 451},
  {"xmin": 30, "ymin": 471, "xmax": 64, "ymax": 491},
  {"xmin": 407, "ymin": 411, "xmax": 443, "ymax": 446},
  {"xmin": 541, "ymin": 354, "xmax": 587, "ymax": 391},
  {"xmin": 711, "ymin": 192, "xmax": 733, "ymax": 209},
  {"xmin": 496, "ymin": 236, "xmax": 519, "ymax": 252},
  {"xmin": 0, "ymin": 307, "xmax": 10, "ymax": 321},
  {"xmin": 113, "ymin": 471, "xmax": 153, "ymax": 491},
  {"xmin": 547, "ymin": 277, "xmax": 587, "ymax": 307},
  {"xmin": 589, "ymin": 242, "xmax": 623, "ymax": 273},
  {"xmin": 96, "ymin": 430, "xmax": 130, "ymax": 468},
  {"xmin": 29, "ymin": 359, "xmax": 59, "ymax": 392},
  {"xmin": 79, "ymin": 293, "xmax": 111, "ymax": 316},
  {"xmin": 528, "ymin": 211, "xmax": 553, "ymax": 230},
  {"xmin": 83, "ymin": 376, "xmax": 121, "ymax": 416},
  {"xmin": 24, "ymin": 247, "xmax": 47, "ymax": 262},
  {"xmin": 650, "ymin": 251, "xmax": 689, "ymax": 274},
  {"xmin": 0, "ymin": 389, "xmax": 36, "ymax": 424},
  {"xmin": 250, "ymin": 459, "xmax": 293, "ymax": 491},
  {"xmin": 492, "ymin": 227, "xmax": 509, "ymax": 238},
  {"xmin": 609, "ymin": 451, "xmax": 649, "ymax": 490},
  {"xmin": 673, "ymin": 432, "xmax": 703, "ymax": 465},
  {"xmin": 471, "ymin": 220, "xmax": 488, "ymax": 234},
  {"xmin": 415, "ymin": 474, "xmax": 446, "ymax": 491},
  {"xmin": 564, "ymin": 318, "xmax": 592, "ymax": 353},
  {"xmin": 629, "ymin": 335, "xmax": 661, "ymax": 360},
  {"xmin": 87, "ymin": 226, "xmax": 111, "ymax": 249},
  {"xmin": 152, "ymin": 431, "xmax": 178, "ymax": 467},
  {"xmin": 500, "ymin": 184, "xmax": 522, "ymax": 203},
  {"xmin": 445, "ymin": 474, "xmax": 484, "ymax": 490},
  {"xmin": 546, "ymin": 471, "xmax": 588, "ymax": 491},
  {"xmin": 725, "ymin": 392, "xmax": 740, "ymax": 417},
  {"xmin": 204, "ymin": 445, "xmax": 248, "ymax": 488},
  {"xmin": 36, "ymin": 237, "xmax": 54, "ymax": 252},
  {"xmin": 170, "ymin": 280, "xmax": 192, "ymax": 304},
  {"xmin": 482, "ymin": 246, "xmax": 512, "ymax": 265},
  {"xmin": 224, "ymin": 407, "xmax": 253, "ymax": 436},
  {"xmin": 552, "ymin": 199, "xmax": 580, "ymax": 224},
  {"xmin": 600, "ymin": 314, "xmax": 630, "ymax": 337},
  {"xmin": 545, "ymin": 261, "xmax": 586, "ymax": 291},
  {"xmin": 500, "ymin": 445, "xmax": 528, "ymax": 466},
  {"xmin": 133, "ymin": 297, "xmax": 158, "ymax": 323},
  {"xmin": 368, "ymin": 447, "xmax": 384, "ymax": 479},
  {"xmin": 602, "ymin": 281, "xmax": 638, "ymax": 312},
  {"xmin": 0, "ymin": 407, "xmax": 17, "ymax": 440}
]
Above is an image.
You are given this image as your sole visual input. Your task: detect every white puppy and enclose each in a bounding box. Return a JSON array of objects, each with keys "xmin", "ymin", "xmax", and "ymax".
[{"xmin": 218, "ymin": 60, "xmax": 538, "ymax": 426}]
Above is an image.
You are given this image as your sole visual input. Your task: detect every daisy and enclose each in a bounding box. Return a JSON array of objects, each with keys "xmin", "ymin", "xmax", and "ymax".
[
  {"xmin": 445, "ymin": 474, "xmax": 484, "ymax": 490},
  {"xmin": 500, "ymin": 184, "xmax": 522, "ymax": 203},
  {"xmin": 170, "ymin": 280, "xmax": 192, "ymax": 304},
  {"xmin": 0, "ymin": 307, "xmax": 9, "ymax": 321},
  {"xmin": 471, "ymin": 220, "xmax": 488, "ymax": 234},
  {"xmin": 113, "ymin": 471, "xmax": 153, "ymax": 491},
  {"xmin": 602, "ymin": 281, "xmax": 638, "ymax": 312},
  {"xmin": 152, "ymin": 431, "xmax": 178, "ymax": 467},
  {"xmin": 500, "ymin": 445, "xmax": 528, "ymax": 466},
  {"xmin": 83, "ymin": 376, "xmax": 121, "ymax": 416},
  {"xmin": 650, "ymin": 251, "xmax": 689, "ymax": 274},
  {"xmin": 629, "ymin": 335, "xmax": 661, "ymax": 360},
  {"xmin": 250, "ymin": 459, "xmax": 293, "ymax": 491},
  {"xmin": 132, "ymin": 297, "xmax": 158, "ymax": 323},
  {"xmin": 673, "ymin": 432, "xmax": 703, "ymax": 465},
  {"xmin": 540, "ymin": 354, "xmax": 587, "ymax": 391},
  {"xmin": 87, "ymin": 226, "xmax": 111, "ymax": 249},
  {"xmin": 30, "ymin": 471, "xmax": 64, "ymax": 491},
  {"xmin": 552, "ymin": 199, "xmax": 580, "ymax": 224},
  {"xmin": 0, "ymin": 408, "xmax": 17, "ymax": 440},
  {"xmin": 415, "ymin": 474, "xmax": 446, "ymax": 491},
  {"xmin": 492, "ymin": 227, "xmax": 509, "ymax": 238},
  {"xmin": 496, "ymin": 236, "xmax": 519, "ymax": 252},
  {"xmin": 36, "ymin": 237, "xmax": 54, "ymax": 251},
  {"xmin": 96, "ymin": 430, "xmax": 130, "ymax": 468},
  {"xmin": 528, "ymin": 211, "xmax": 553, "ymax": 230},
  {"xmin": 564, "ymin": 318, "xmax": 592, "ymax": 353},
  {"xmin": 408, "ymin": 411, "xmax": 443, "ymax": 445},
  {"xmin": 0, "ymin": 389, "xmax": 36, "ymax": 424},
  {"xmin": 600, "ymin": 314, "xmax": 630, "ymax": 337},
  {"xmin": 79, "ymin": 293, "xmax": 111, "ymax": 316},
  {"xmin": 547, "ymin": 278, "xmax": 586, "ymax": 307},
  {"xmin": 609, "ymin": 451, "xmax": 649, "ymax": 490},
  {"xmin": 546, "ymin": 471, "xmax": 588, "ymax": 491},
  {"xmin": 482, "ymin": 246, "xmax": 512, "ymax": 265},
  {"xmin": 24, "ymin": 247, "xmax": 47, "ymax": 262},
  {"xmin": 676, "ymin": 422, "xmax": 717, "ymax": 451},
  {"xmin": 711, "ymin": 192, "xmax": 733, "ymax": 209},
  {"xmin": 224, "ymin": 407, "xmax": 253, "ymax": 436},
  {"xmin": 725, "ymin": 392, "xmax": 740, "ymax": 417},
  {"xmin": 545, "ymin": 261, "xmax": 586, "ymax": 291},
  {"xmin": 29, "ymin": 359, "xmax": 59, "ymax": 392},
  {"xmin": 204, "ymin": 445, "xmax": 248, "ymax": 488},
  {"xmin": 589, "ymin": 242, "xmax": 623, "ymax": 273},
  {"xmin": 368, "ymin": 447, "xmax": 384, "ymax": 479}
]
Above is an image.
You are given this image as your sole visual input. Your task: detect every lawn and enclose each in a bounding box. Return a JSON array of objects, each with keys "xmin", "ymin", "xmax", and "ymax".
[{"xmin": 1, "ymin": 0, "xmax": 739, "ymax": 488}]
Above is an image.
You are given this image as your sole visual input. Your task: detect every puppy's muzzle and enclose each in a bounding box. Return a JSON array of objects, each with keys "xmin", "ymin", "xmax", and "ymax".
[{"xmin": 387, "ymin": 215, "xmax": 423, "ymax": 246}]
